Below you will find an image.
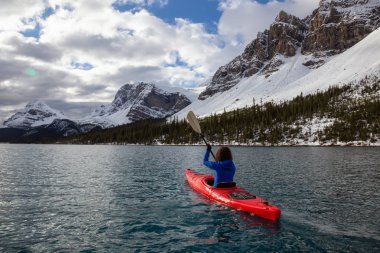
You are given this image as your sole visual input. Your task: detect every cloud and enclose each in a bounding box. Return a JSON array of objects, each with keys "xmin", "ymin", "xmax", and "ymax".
[
  {"xmin": 0, "ymin": 0, "xmax": 321, "ymax": 123},
  {"xmin": 115, "ymin": 0, "xmax": 169, "ymax": 7},
  {"xmin": 37, "ymin": 5, "xmax": 224, "ymax": 87},
  {"xmin": 46, "ymin": 100, "xmax": 104, "ymax": 118},
  {"xmin": 0, "ymin": 0, "xmax": 46, "ymax": 31},
  {"xmin": 15, "ymin": 39, "xmax": 62, "ymax": 62}
]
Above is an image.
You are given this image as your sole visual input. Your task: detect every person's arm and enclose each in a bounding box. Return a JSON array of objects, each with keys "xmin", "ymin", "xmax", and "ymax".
[{"xmin": 203, "ymin": 148, "xmax": 219, "ymax": 171}]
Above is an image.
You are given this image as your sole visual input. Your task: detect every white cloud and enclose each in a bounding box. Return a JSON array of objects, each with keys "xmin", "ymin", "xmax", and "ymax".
[
  {"xmin": 0, "ymin": 0, "xmax": 46, "ymax": 31},
  {"xmin": 0, "ymin": 0, "xmax": 321, "ymax": 121},
  {"xmin": 115, "ymin": 0, "xmax": 169, "ymax": 7}
]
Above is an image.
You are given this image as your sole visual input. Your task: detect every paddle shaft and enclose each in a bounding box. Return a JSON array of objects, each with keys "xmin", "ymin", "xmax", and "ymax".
[
  {"xmin": 186, "ymin": 111, "xmax": 217, "ymax": 161},
  {"xmin": 200, "ymin": 134, "xmax": 216, "ymax": 160}
]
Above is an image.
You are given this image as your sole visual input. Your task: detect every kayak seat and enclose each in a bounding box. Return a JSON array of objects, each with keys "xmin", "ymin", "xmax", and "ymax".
[
  {"xmin": 206, "ymin": 179, "xmax": 214, "ymax": 186},
  {"xmin": 206, "ymin": 180, "xmax": 236, "ymax": 188},
  {"xmin": 216, "ymin": 182, "xmax": 236, "ymax": 188}
]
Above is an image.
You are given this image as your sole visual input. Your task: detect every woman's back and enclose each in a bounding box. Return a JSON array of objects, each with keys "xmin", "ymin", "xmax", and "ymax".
[{"xmin": 203, "ymin": 146, "xmax": 236, "ymax": 187}]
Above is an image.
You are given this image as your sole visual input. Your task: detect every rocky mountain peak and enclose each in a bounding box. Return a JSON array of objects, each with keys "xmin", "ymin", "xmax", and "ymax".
[
  {"xmin": 270, "ymin": 11, "xmax": 307, "ymax": 57},
  {"xmin": 198, "ymin": 10, "xmax": 307, "ymax": 100},
  {"xmin": 302, "ymin": 0, "xmax": 380, "ymax": 55},
  {"xmin": 25, "ymin": 100, "xmax": 49, "ymax": 109},
  {"xmin": 3, "ymin": 100, "xmax": 66, "ymax": 129},
  {"xmin": 275, "ymin": 10, "xmax": 299, "ymax": 24},
  {"xmin": 85, "ymin": 82, "xmax": 191, "ymax": 126},
  {"xmin": 112, "ymin": 82, "xmax": 155, "ymax": 109},
  {"xmin": 198, "ymin": 1, "xmax": 379, "ymax": 101}
]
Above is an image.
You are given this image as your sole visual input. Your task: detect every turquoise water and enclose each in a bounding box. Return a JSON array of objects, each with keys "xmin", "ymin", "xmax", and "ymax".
[{"xmin": 0, "ymin": 144, "xmax": 379, "ymax": 252}]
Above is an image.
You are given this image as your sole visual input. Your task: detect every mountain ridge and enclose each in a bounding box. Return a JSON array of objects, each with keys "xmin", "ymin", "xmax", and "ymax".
[
  {"xmin": 3, "ymin": 100, "xmax": 67, "ymax": 129},
  {"xmin": 174, "ymin": 26, "xmax": 380, "ymax": 120},
  {"xmin": 198, "ymin": 0, "xmax": 380, "ymax": 101},
  {"xmin": 0, "ymin": 83, "xmax": 192, "ymax": 141},
  {"xmin": 80, "ymin": 82, "xmax": 191, "ymax": 128}
]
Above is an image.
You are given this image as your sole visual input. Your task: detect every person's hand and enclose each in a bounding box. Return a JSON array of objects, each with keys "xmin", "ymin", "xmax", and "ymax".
[{"xmin": 206, "ymin": 144, "xmax": 212, "ymax": 151}]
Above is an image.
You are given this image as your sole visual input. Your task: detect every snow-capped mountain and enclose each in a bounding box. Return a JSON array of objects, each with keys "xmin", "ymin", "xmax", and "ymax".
[
  {"xmin": 81, "ymin": 82, "xmax": 191, "ymax": 128},
  {"xmin": 3, "ymin": 83, "xmax": 191, "ymax": 130},
  {"xmin": 0, "ymin": 82, "xmax": 192, "ymax": 141},
  {"xmin": 3, "ymin": 100, "xmax": 67, "ymax": 129},
  {"xmin": 175, "ymin": 0, "xmax": 380, "ymax": 119},
  {"xmin": 0, "ymin": 100, "xmax": 101, "ymax": 140},
  {"xmin": 198, "ymin": 10, "xmax": 308, "ymax": 100}
]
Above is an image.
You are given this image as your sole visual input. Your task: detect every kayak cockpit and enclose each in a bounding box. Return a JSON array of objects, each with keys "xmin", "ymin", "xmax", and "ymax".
[{"xmin": 205, "ymin": 179, "xmax": 237, "ymax": 188}]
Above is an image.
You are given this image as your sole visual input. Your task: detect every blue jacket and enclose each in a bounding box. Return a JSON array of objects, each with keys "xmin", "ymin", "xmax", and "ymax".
[{"xmin": 203, "ymin": 150, "xmax": 236, "ymax": 187}]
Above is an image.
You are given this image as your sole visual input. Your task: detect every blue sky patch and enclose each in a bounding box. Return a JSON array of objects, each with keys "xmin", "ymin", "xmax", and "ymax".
[
  {"xmin": 71, "ymin": 62, "xmax": 94, "ymax": 71},
  {"xmin": 20, "ymin": 23, "xmax": 41, "ymax": 39},
  {"xmin": 20, "ymin": 7, "xmax": 55, "ymax": 39},
  {"xmin": 113, "ymin": 0, "xmax": 222, "ymax": 33},
  {"xmin": 163, "ymin": 51, "xmax": 193, "ymax": 70},
  {"xmin": 42, "ymin": 7, "xmax": 55, "ymax": 19},
  {"xmin": 111, "ymin": 0, "xmax": 280, "ymax": 34}
]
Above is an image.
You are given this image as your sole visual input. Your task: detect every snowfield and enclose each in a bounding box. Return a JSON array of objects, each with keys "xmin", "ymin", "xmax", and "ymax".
[{"xmin": 174, "ymin": 28, "xmax": 380, "ymax": 119}]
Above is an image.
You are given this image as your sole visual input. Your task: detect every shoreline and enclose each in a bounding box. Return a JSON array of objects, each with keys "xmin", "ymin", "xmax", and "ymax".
[{"xmin": 1, "ymin": 142, "xmax": 380, "ymax": 147}]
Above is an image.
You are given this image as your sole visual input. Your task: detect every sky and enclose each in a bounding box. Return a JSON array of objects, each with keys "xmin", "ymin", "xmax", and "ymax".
[{"xmin": 0, "ymin": 0, "xmax": 319, "ymax": 122}]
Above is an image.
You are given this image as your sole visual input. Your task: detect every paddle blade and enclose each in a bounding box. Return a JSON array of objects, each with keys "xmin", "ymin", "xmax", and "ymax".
[{"xmin": 186, "ymin": 111, "xmax": 202, "ymax": 134}]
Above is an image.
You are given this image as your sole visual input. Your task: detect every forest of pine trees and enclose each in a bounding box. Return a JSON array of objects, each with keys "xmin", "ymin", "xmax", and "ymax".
[{"xmin": 57, "ymin": 76, "xmax": 380, "ymax": 146}]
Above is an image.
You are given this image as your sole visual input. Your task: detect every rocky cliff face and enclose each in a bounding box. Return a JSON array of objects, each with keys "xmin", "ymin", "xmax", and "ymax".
[
  {"xmin": 84, "ymin": 82, "xmax": 191, "ymax": 127},
  {"xmin": 199, "ymin": 0, "xmax": 380, "ymax": 100},
  {"xmin": 302, "ymin": 0, "xmax": 380, "ymax": 55},
  {"xmin": 114, "ymin": 82, "xmax": 191, "ymax": 122},
  {"xmin": 199, "ymin": 11, "xmax": 307, "ymax": 100}
]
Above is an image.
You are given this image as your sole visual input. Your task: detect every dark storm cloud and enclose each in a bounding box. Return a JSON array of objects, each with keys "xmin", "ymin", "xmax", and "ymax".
[
  {"xmin": 0, "ymin": 53, "xmax": 114, "ymax": 123},
  {"xmin": 77, "ymin": 83, "xmax": 108, "ymax": 96},
  {"xmin": 0, "ymin": 56, "xmax": 70, "ymax": 88},
  {"xmin": 5, "ymin": 35, "xmax": 62, "ymax": 62},
  {"xmin": 17, "ymin": 42, "xmax": 62, "ymax": 62},
  {"xmin": 45, "ymin": 100, "xmax": 104, "ymax": 118},
  {"xmin": 0, "ymin": 86, "xmax": 29, "ymax": 106},
  {"xmin": 0, "ymin": 56, "xmax": 92, "ymax": 122},
  {"xmin": 0, "ymin": 58, "xmax": 29, "ymax": 82},
  {"xmin": 0, "ymin": 58, "xmax": 70, "ymax": 104},
  {"xmin": 63, "ymin": 34, "xmax": 116, "ymax": 54}
]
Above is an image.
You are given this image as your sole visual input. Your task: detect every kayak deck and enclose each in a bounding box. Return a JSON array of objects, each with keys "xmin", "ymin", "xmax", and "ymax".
[{"xmin": 185, "ymin": 168, "xmax": 281, "ymax": 222}]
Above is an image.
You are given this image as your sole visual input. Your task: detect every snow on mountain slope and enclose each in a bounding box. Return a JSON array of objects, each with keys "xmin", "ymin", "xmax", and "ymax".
[
  {"xmin": 273, "ymin": 27, "xmax": 380, "ymax": 101},
  {"xmin": 3, "ymin": 100, "xmax": 68, "ymax": 129},
  {"xmin": 175, "ymin": 27, "xmax": 380, "ymax": 119}
]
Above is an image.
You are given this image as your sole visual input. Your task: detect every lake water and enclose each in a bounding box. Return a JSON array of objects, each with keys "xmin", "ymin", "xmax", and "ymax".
[{"xmin": 0, "ymin": 144, "xmax": 379, "ymax": 252}]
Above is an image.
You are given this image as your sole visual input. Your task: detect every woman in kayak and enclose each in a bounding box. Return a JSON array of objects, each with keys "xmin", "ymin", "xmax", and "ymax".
[{"xmin": 203, "ymin": 144, "xmax": 236, "ymax": 187}]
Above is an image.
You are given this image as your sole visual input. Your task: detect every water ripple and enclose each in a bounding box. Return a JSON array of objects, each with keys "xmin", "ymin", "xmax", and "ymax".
[{"xmin": 0, "ymin": 144, "xmax": 379, "ymax": 252}]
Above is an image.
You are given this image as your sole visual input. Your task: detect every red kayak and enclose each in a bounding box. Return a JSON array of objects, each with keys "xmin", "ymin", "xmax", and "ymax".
[{"xmin": 185, "ymin": 168, "xmax": 281, "ymax": 222}]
